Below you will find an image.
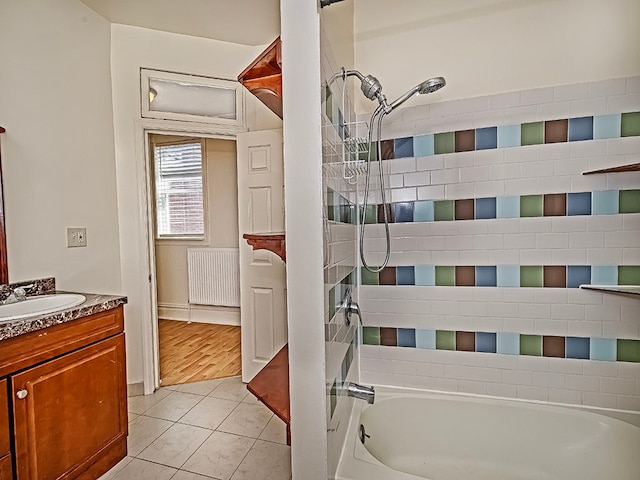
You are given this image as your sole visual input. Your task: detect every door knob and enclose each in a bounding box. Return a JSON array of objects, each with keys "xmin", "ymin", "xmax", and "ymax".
[{"xmin": 16, "ymin": 389, "xmax": 28, "ymax": 399}]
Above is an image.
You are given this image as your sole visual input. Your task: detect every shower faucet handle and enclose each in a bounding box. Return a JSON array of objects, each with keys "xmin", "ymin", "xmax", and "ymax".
[{"xmin": 343, "ymin": 288, "xmax": 363, "ymax": 326}]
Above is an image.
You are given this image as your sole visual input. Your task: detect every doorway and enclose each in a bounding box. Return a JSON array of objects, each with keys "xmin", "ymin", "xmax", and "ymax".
[{"xmin": 148, "ymin": 132, "xmax": 242, "ymax": 387}]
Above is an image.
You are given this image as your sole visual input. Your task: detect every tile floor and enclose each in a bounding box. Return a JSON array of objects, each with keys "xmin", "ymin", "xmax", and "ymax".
[{"xmin": 100, "ymin": 376, "xmax": 291, "ymax": 480}]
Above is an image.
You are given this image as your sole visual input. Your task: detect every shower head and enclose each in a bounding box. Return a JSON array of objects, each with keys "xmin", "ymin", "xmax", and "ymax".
[{"xmin": 386, "ymin": 76, "xmax": 446, "ymax": 112}]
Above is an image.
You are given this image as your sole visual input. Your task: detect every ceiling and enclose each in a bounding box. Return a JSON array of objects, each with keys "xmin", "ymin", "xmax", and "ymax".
[{"xmin": 79, "ymin": 0, "xmax": 281, "ymax": 46}]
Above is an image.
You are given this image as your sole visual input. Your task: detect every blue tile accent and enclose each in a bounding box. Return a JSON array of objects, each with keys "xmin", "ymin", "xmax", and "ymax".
[
  {"xmin": 567, "ymin": 192, "xmax": 592, "ymax": 216},
  {"xmin": 593, "ymin": 114, "xmax": 621, "ymax": 139},
  {"xmin": 394, "ymin": 137, "xmax": 414, "ymax": 158},
  {"xmin": 398, "ymin": 328, "xmax": 417, "ymax": 348},
  {"xmin": 413, "ymin": 134, "xmax": 434, "ymax": 157},
  {"xmin": 395, "ymin": 202, "xmax": 415, "ymax": 223},
  {"xmin": 415, "ymin": 329, "xmax": 436, "ymax": 349},
  {"xmin": 476, "ymin": 197, "xmax": 497, "ymax": 219},
  {"xmin": 397, "ymin": 266, "xmax": 416, "ymax": 286},
  {"xmin": 497, "ymin": 332, "xmax": 520, "ymax": 355},
  {"xmin": 476, "ymin": 266, "xmax": 497, "ymax": 287},
  {"xmin": 497, "ymin": 125, "xmax": 521, "ymax": 148},
  {"xmin": 567, "ymin": 337, "xmax": 590, "ymax": 359},
  {"xmin": 415, "ymin": 265, "xmax": 436, "ymax": 286},
  {"xmin": 592, "ymin": 190, "xmax": 619, "ymax": 215},
  {"xmin": 476, "ymin": 127, "xmax": 498, "ymax": 150},
  {"xmin": 496, "ymin": 196, "xmax": 520, "ymax": 218},
  {"xmin": 591, "ymin": 266, "xmax": 618, "ymax": 285},
  {"xmin": 497, "ymin": 265, "xmax": 520, "ymax": 287},
  {"xmin": 568, "ymin": 116, "xmax": 594, "ymax": 142},
  {"xmin": 414, "ymin": 200, "xmax": 435, "ymax": 222},
  {"xmin": 476, "ymin": 332, "xmax": 497, "ymax": 353},
  {"xmin": 590, "ymin": 337, "xmax": 617, "ymax": 361},
  {"xmin": 567, "ymin": 266, "xmax": 591, "ymax": 288}
]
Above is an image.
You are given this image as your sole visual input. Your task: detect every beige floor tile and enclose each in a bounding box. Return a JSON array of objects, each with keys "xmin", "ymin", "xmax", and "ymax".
[
  {"xmin": 128, "ymin": 412, "xmax": 139, "ymax": 423},
  {"xmin": 106, "ymin": 458, "xmax": 177, "ymax": 480},
  {"xmin": 128, "ymin": 415, "xmax": 174, "ymax": 457},
  {"xmin": 258, "ymin": 416, "xmax": 287, "ymax": 444},
  {"xmin": 144, "ymin": 391, "xmax": 203, "ymax": 421},
  {"xmin": 171, "ymin": 471, "xmax": 214, "ymax": 480},
  {"xmin": 138, "ymin": 423, "xmax": 212, "ymax": 468},
  {"xmin": 178, "ymin": 396, "xmax": 239, "ymax": 430},
  {"xmin": 128, "ymin": 388, "xmax": 172, "ymax": 415},
  {"xmin": 230, "ymin": 440, "xmax": 291, "ymax": 480},
  {"xmin": 174, "ymin": 379, "xmax": 225, "ymax": 396},
  {"xmin": 208, "ymin": 377, "xmax": 250, "ymax": 402},
  {"xmin": 181, "ymin": 431, "xmax": 255, "ymax": 480},
  {"xmin": 218, "ymin": 403, "xmax": 273, "ymax": 438},
  {"xmin": 97, "ymin": 456, "xmax": 133, "ymax": 479}
]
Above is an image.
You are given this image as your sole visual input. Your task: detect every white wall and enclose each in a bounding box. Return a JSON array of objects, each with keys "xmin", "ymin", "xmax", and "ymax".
[
  {"xmin": 354, "ymin": 0, "xmax": 640, "ymax": 110},
  {"xmin": 110, "ymin": 23, "xmax": 281, "ymax": 386},
  {"xmin": 0, "ymin": 0, "xmax": 122, "ymax": 293}
]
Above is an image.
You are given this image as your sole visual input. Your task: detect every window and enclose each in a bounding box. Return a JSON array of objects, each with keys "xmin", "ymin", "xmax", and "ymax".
[{"xmin": 153, "ymin": 141, "xmax": 205, "ymax": 238}]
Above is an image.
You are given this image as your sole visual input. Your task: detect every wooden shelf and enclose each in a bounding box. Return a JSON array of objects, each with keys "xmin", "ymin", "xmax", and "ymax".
[
  {"xmin": 247, "ymin": 345, "xmax": 290, "ymax": 445},
  {"xmin": 242, "ymin": 233, "xmax": 286, "ymax": 262},
  {"xmin": 583, "ymin": 163, "xmax": 640, "ymax": 174},
  {"xmin": 580, "ymin": 285, "xmax": 640, "ymax": 297},
  {"xmin": 0, "ymin": 127, "xmax": 5, "ymax": 134},
  {"xmin": 238, "ymin": 37, "xmax": 282, "ymax": 119}
]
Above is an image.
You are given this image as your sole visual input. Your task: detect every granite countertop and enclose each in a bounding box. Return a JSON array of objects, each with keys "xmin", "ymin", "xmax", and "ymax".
[{"xmin": 0, "ymin": 291, "xmax": 127, "ymax": 342}]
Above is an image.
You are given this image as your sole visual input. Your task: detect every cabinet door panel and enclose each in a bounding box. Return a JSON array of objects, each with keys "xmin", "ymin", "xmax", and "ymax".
[
  {"xmin": 0, "ymin": 453, "xmax": 12, "ymax": 480},
  {"xmin": 0, "ymin": 379, "xmax": 9, "ymax": 456},
  {"xmin": 12, "ymin": 334, "xmax": 127, "ymax": 480}
]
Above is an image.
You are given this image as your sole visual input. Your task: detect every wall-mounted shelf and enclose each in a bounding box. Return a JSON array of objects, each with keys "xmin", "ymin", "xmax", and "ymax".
[
  {"xmin": 582, "ymin": 163, "xmax": 640, "ymax": 175},
  {"xmin": 238, "ymin": 37, "xmax": 282, "ymax": 119},
  {"xmin": 242, "ymin": 233, "xmax": 286, "ymax": 262},
  {"xmin": 580, "ymin": 285, "xmax": 640, "ymax": 297}
]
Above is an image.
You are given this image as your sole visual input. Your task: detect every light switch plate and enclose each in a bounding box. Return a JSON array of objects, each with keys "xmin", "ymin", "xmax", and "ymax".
[{"xmin": 67, "ymin": 228, "xmax": 87, "ymax": 248}]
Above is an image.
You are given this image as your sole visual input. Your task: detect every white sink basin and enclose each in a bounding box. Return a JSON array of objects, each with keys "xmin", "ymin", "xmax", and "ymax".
[{"xmin": 0, "ymin": 294, "xmax": 86, "ymax": 323}]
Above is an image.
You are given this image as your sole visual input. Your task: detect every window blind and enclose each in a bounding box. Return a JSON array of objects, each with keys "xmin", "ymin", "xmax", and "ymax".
[{"xmin": 154, "ymin": 141, "xmax": 205, "ymax": 237}]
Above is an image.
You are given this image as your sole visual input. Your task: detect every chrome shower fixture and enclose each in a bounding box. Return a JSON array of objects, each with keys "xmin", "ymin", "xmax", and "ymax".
[{"xmin": 387, "ymin": 76, "xmax": 446, "ymax": 112}]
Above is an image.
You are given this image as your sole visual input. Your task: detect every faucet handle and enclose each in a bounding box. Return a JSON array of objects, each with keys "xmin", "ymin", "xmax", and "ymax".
[{"xmin": 13, "ymin": 287, "xmax": 27, "ymax": 300}]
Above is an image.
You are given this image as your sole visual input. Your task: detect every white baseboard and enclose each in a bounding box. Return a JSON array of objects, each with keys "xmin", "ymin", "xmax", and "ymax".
[
  {"xmin": 127, "ymin": 382, "xmax": 144, "ymax": 397},
  {"xmin": 158, "ymin": 302, "xmax": 240, "ymax": 326}
]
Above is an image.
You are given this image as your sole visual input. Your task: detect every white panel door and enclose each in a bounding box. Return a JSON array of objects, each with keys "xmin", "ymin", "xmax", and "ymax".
[{"xmin": 237, "ymin": 129, "xmax": 286, "ymax": 382}]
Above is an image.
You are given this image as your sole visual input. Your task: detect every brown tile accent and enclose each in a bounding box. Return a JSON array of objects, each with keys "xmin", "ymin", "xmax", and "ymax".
[
  {"xmin": 543, "ymin": 336, "xmax": 566, "ymax": 358},
  {"xmin": 379, "ymin": 267, "xmax": 397, "ymax": 286},
  {"xmin": 455, "ymin": 129, "xmax": 475, "ymax": 152},
  {"xmin": 380, "ymin": 327, "xmax": 398, "ymax": 346},
  {"xmin": 543, "ymin": 193, "xmax": 567, "ymax": 216},
  {"xmin": 545, "ymin": 119, "xmax": 568, "ymax": 144},
  {"xmin": 377, "ymin": 204, "xmax": 395, "ymax": 223},
  {"xmin": 380, "ymin": 139, "xmax": 395, "ymax": 160},
  {"xmin": 455, "ymin": 199, "xmax": 475, "ymax": 220},
  {"xmin": 543, "ymin": 265, "xmax": 567, "ymax": 288},
  {"xmin": 456, "ymin": 331, "xmax": 475, "ymax": 352},
  {"xmin": 455, "ymin": 266, "xmax": 475, "ymax": 286}
]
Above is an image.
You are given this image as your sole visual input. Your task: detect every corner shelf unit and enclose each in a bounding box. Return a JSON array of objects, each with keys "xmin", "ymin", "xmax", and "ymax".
[
  {"xmin": 242, "ymin": 233, "xmax": 286, "ymax": 262},
  {"xmin": 580, "ymin": 285, "xmax": 640, "ymax": 297},
  {"xmin": 582, "ymin": 163, "xmax": 640, "ymax": 175}
]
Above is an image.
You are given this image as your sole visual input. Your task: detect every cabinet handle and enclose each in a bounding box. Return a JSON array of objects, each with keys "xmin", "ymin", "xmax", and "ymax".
[{"xmin": 16, "ymin": 389, "xmax": 28, "ymax": 399}]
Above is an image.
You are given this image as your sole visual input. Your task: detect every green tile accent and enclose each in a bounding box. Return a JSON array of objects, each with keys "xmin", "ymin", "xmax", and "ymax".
[
  {"xmin": 617, "ymin": 339, "xmax": 640, "ymax": 362},
  {"xmin": 520, "ymin": 195, "xmax": 543, "ymax": 217},
  {"xmin": 521, "ymin": 266, "xmax": 543, "ymax": 288},
  {"xmin": 361, "ymin": 267, "xmax": 379, "ymax": 286},
  {"xmin": 434, "ymin": 132, "xmax": 455, "ymax": 154},
  {"xmin": 436, "ymin": 330, "xmax": 455, "ymax": 350},
  {"xmin": 520, "ymin": 334, "xmax": 542, "ymax": 356},
  {"xmin": 362, "ymin": 326, "xmax": 381, "ymax": 346},
  {"xmin": 621, "ymin": 111, "xmax": 640, "ymax": 137},
  {"xmin": 619, "ymin": 189, "xmax": 640, "ymax": 213},
  {"xmin": 328, "ymin": 287, "xmax": 336, "ymax": 321},
  {"xmin": 434, "ymin": 200, "xmax": 454, "ymax": 221},
  {"xmin": 521, "ymin": 122, "xmax": 544, "ymax": 146},
  {"xmin": 435, "ymin": 266, "xmax": 455, "ymax": 286},
  {"xmin": 618, "ymin": 266, "xmax": 640, "ymax": 286},
  {"xmin": 364, "ymin": 205, "xmax": 377, "ymax": 224}
]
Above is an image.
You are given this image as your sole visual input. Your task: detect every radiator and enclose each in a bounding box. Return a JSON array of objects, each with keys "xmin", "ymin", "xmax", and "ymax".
[{"xmin": 187, "ymin": 248, "xmax": 240, "ymax": 307}]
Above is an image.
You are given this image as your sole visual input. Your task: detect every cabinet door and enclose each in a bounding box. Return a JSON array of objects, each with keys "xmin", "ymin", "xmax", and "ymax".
[
  {"xmin": 12, "ymin": 334, "xmax": 127, "ymax": 480},
  {"xmin": 0, "ymin": 453, "xmax": 12, "ymax": 480},
  {"xmin": 0, "ymin": 379, "xmax": 9, "ymax": 457}
]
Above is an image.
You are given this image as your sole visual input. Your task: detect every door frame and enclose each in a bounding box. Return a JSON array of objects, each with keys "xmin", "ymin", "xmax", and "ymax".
[{"xmin": 135, "ymin": 118, "xmax": 244, "ymax": 393}]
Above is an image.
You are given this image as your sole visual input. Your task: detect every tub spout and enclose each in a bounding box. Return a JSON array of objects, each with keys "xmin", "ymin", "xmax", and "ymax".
[{"xmin": 347, "ymin": 382, "xmax": 375, "ymax": 404}]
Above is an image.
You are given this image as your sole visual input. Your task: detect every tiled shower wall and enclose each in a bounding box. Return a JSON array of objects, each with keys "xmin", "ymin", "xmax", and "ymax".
[
  {"xmin": 359, "ymin": 76, "xmax": 640, "ymax": 411},
  {"xmin": 320, "ymin": 27, "xmax": 359, "ymax": 477}
]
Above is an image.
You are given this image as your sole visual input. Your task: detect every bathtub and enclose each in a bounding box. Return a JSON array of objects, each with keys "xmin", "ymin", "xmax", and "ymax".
[{"xmin": 336, "ymin": 387, "xmax": 640, "ymax": 480}]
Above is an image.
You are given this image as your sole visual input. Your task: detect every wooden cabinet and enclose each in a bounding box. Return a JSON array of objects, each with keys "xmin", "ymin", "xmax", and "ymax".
[
  {"xmin": 0, "ymin": 306, "xmax": 127, "ymax": 479},
  {"xmin": 0, "ymin": 454, "xmax": 12, "ymax": 480}
]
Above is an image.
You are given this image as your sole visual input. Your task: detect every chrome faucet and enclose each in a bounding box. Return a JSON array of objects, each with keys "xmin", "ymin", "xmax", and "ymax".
[
  {"xmin": 343, "ymin": 288, "xmax": 363, "ymax": 326},
  {"xmin": 347, "ymin": 382, "xmax": 375, "ymax": 404},
  {"xmin": 2, "ymin": 284, "xmax": 33, "ymax": 305}
]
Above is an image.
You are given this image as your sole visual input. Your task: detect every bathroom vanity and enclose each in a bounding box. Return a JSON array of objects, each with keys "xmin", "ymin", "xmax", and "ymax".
[{"xmin": 0, "ymin": 287, "xmax": 127, "ymax": 479}]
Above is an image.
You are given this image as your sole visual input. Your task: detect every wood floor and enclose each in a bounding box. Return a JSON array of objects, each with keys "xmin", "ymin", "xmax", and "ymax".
[{"xmin": 158, "ymin": 319, "xmax": 241, "ymax": 386}]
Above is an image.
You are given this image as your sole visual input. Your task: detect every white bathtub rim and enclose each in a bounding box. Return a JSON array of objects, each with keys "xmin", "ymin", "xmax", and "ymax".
[{"xmin": 335, "ymin": 384, "xmax": 640, "ymax": 480}]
